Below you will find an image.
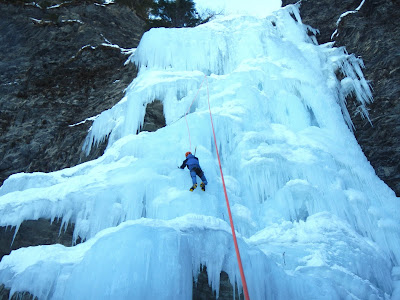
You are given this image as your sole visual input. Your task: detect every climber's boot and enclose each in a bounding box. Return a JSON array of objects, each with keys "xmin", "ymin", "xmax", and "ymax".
[{"xmin": 189, "ymin": 183, "xmax": 198, "ymax": 192}]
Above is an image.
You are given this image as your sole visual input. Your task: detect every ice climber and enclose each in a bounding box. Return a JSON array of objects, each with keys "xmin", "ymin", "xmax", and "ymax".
[{"xmin": 179, "ymin": 151, "xmax": 208, "ymax": 191}]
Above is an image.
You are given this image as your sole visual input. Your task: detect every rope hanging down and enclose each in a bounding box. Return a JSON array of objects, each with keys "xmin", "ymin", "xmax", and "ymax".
[{"xmin": 185, "ymin": 75, "xmax": 250, "ymax": 300}]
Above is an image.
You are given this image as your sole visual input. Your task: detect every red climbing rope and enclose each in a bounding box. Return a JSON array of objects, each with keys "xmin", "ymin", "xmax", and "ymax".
[
  {"xmin": 184, "ymin": 75, "xmax": 250, "ymax": 300},
  {"xmin": 204, "ymin": 76, "xmax": 251, "ymax": 300}
]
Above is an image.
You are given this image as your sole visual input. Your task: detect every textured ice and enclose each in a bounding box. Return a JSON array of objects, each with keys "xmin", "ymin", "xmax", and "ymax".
[{"xmin": 0, "ymin": 3, "xmax": 399, "ymax": 300}]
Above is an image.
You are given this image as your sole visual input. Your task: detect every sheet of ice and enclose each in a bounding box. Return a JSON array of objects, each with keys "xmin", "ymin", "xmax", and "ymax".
[
  {"xmin": 248, "ymin": 212, "xmax": 392, "ymax": 298},
  {"xmin": 0, "ymin": 214, "xmax": 391, "ymax": 299},
  {"xmin": 0, "ymin": 4, "xmax": 399, "ymax": 300}
]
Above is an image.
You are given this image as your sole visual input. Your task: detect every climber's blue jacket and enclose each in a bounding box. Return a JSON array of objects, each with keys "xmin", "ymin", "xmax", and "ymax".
[
  {"xmin": 180, "ymin": 154, "xmax": 200, "ymax": 171},
  {"xmin": 180, "ymin": 153, "xmax": 208, "ymax": 186}
]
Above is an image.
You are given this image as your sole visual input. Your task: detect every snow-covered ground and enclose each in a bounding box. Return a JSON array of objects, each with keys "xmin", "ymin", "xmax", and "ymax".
[{"xmin": 0, "ymin": 1, "xmax": 399, "ymax": 299}]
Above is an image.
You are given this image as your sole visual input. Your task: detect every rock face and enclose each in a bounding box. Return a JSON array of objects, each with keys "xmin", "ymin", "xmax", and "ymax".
[
  {"xmin": 0, "ymin": 1, "xmax": 145, "ymax": 185},
  {"xmin": 193, "ymin": 266, "xmax": 244, "ymax": 300},
  {"xmin": 0, "ymin": 284, "xmax": 36, "ymax": 300},
  {"xmin": 0, "ymin": 219, "xmax": 76, "ymax": 300},
  {"xmin": 281, "ymin": 0, "xmax": 400, "ymax": 195},
  {"xmin": 0, "ymin": 219, "xmax": 77, "ymax": 261},
  {"xmin": 142, "ymin": 100, "xmax": 166, "ymax": 132}
]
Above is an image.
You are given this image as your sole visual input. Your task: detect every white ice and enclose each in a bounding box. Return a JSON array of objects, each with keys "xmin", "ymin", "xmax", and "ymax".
[{"xmin": 0, "ymin": 2, "xmax": 399, "ymax": 300}]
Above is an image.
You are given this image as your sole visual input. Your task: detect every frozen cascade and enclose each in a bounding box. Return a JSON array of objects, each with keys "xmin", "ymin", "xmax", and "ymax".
[{"xmin": 0, "ymin": 3, "xmax": 399, "ymax": 300}]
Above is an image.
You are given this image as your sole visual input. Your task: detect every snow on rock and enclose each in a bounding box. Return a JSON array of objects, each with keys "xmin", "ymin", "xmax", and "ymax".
[{"xmin": 0, "ymin": 3, "xmax": 399, "ymax": 300}]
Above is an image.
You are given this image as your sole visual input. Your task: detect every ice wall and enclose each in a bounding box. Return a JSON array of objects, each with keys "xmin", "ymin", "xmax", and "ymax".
[{"xmin": 0, "ymin": 4, "xmax": 399, "ymax": 300}]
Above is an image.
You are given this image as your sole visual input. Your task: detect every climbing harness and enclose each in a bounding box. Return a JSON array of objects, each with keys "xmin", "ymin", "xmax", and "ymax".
[{"xmin": 185, "ymin": 75, "xmax": 250, "ymax": 300}]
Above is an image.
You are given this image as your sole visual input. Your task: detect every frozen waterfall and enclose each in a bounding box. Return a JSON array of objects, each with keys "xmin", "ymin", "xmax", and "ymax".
[{"xmin": 0, "ymin": 3, "xmax": 399, "ymax": 300}]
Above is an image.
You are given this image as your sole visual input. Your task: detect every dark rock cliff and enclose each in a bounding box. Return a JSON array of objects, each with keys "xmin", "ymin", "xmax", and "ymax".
[
  {"xmin": 0, "ymin": 1, "xmax": 145, "ymax": 185},
  {"xmin": 281, "ymin": 0, "xmax": 400, "ymax": 195}
]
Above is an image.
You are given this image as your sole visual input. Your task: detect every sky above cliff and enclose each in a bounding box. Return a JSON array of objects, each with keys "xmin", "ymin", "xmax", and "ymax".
[{"xmin": 194, "ymin": 0, "xmax": 282, "ymax": 17}]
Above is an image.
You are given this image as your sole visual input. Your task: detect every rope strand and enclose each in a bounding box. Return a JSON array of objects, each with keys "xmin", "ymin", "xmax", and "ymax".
[
  {"xmin": 205, "ymin": 76, "xmax": 250, "ymax": 300},
  {"xmin": 184, "ymin": 75, "xmax": 250, "ymax": 300}
]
